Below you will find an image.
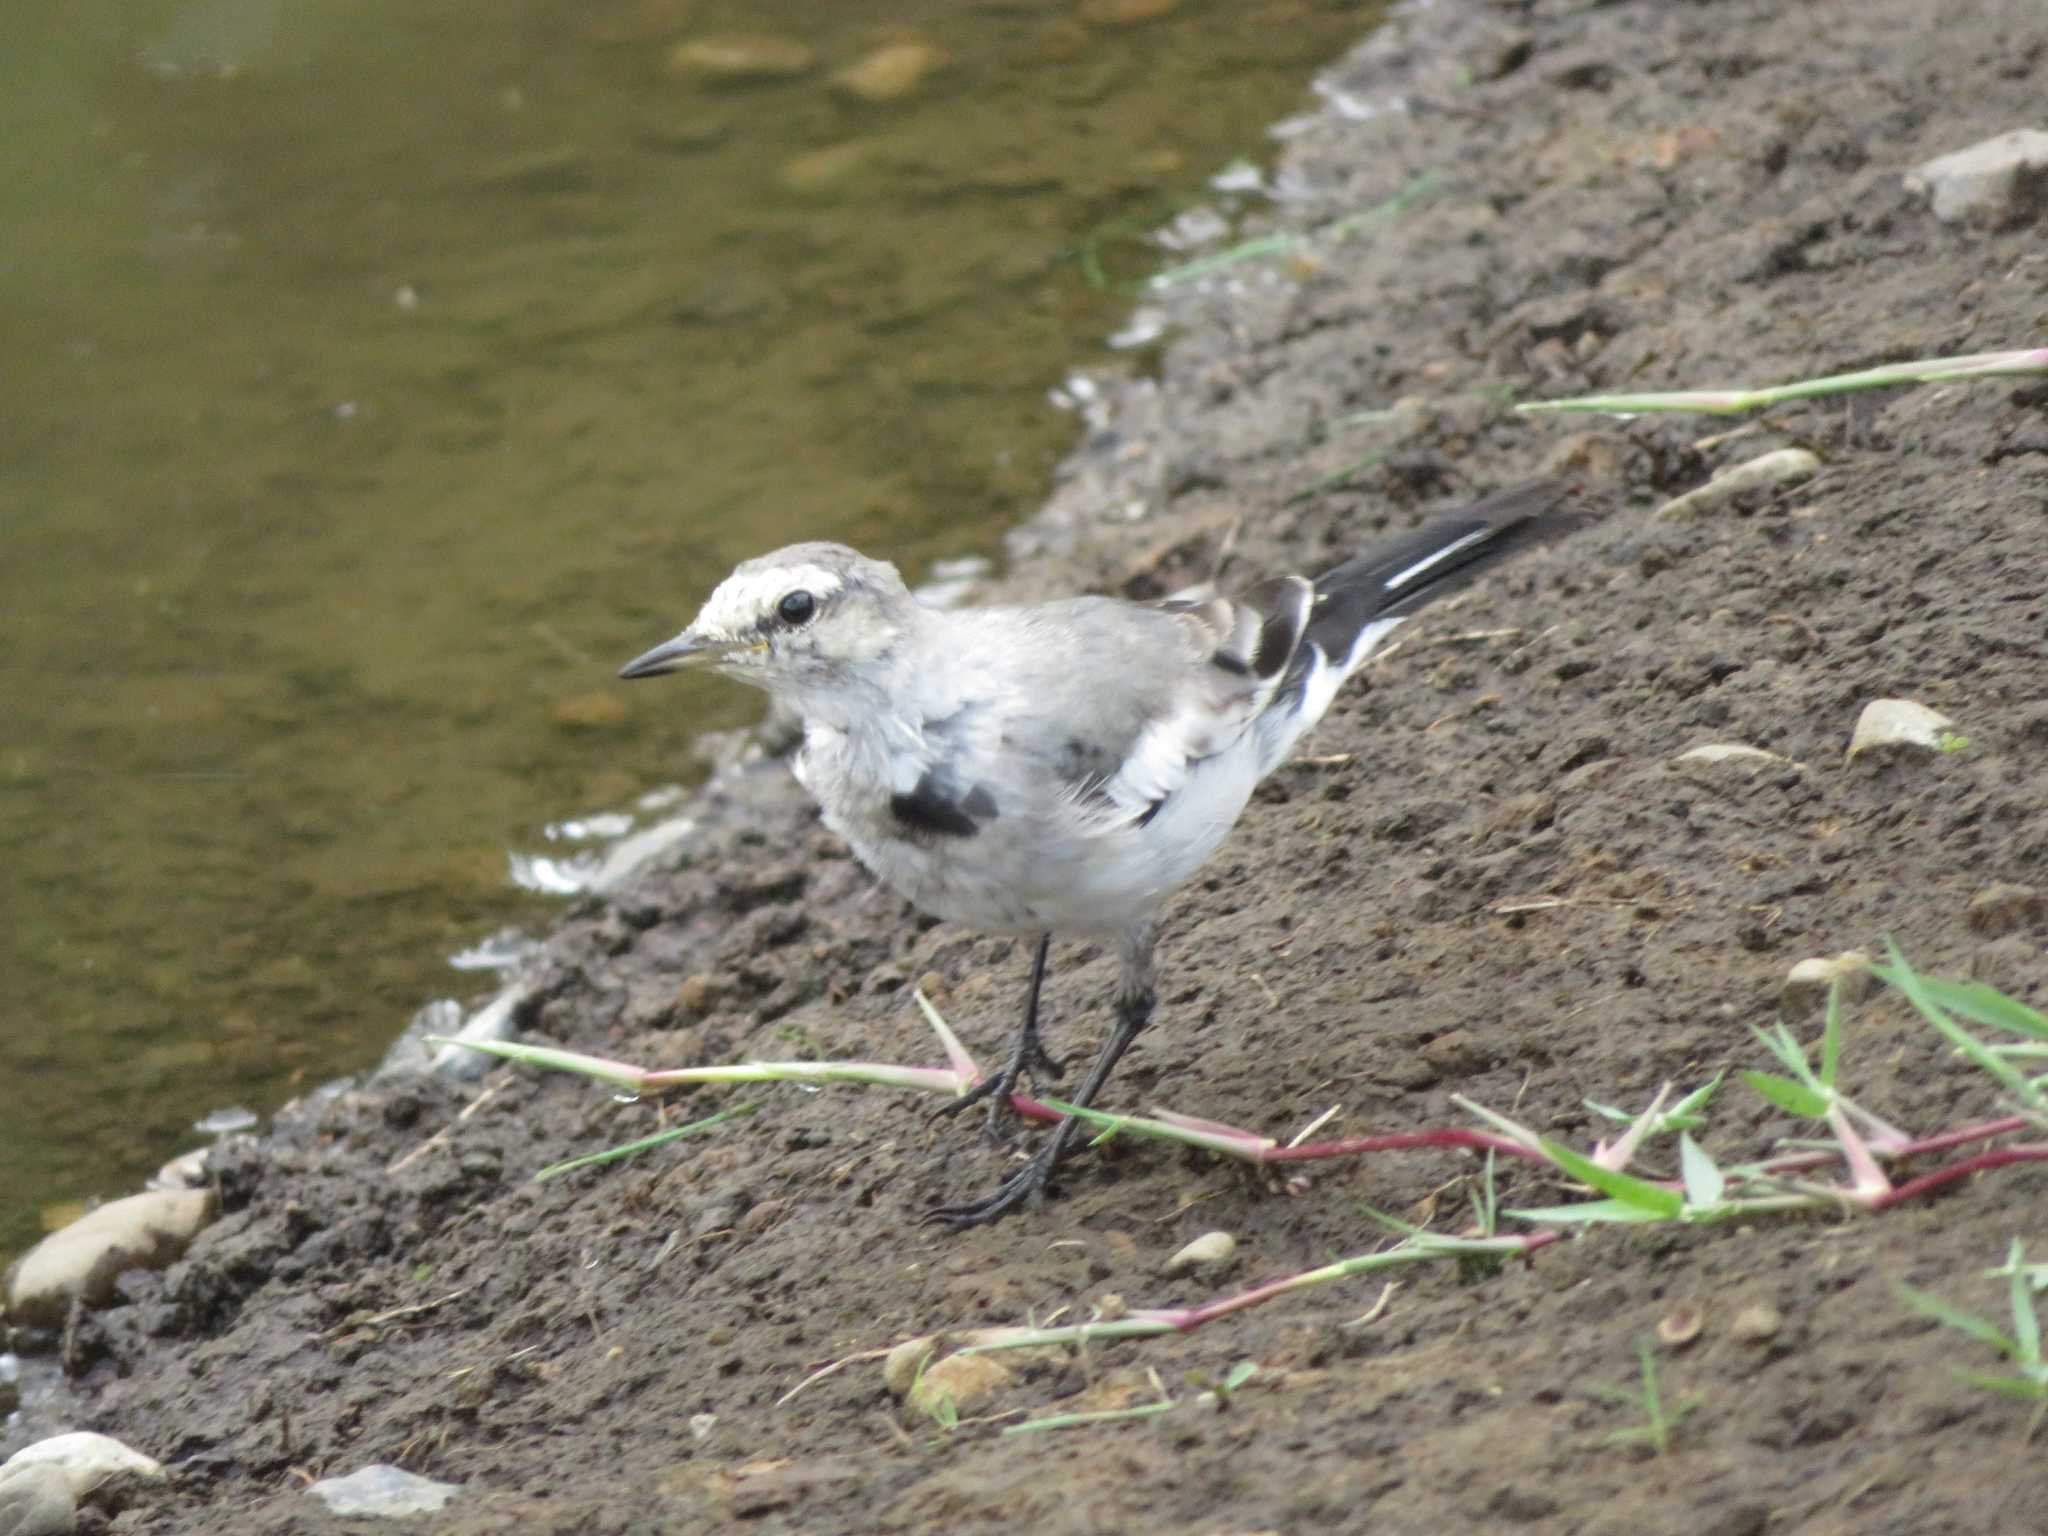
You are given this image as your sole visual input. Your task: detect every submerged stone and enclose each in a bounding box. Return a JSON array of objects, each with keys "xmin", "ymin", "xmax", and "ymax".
[
  {"xmin": 669, "ymin": 35, "xmax": 816, "ymax": 82},
  {"xmin": 832, "ymin": 42, "xmax": 946, "ymax": 104}
]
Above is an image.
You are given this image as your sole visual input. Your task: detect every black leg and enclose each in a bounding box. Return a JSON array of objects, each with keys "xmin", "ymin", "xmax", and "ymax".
[
  {"xmin": 933, "ymin": 935, "xmax": 1063, "ymax": 1134},
  {"xmin": 925, "ymin": 922, "xmax": 1158, "ymax": 1230}
]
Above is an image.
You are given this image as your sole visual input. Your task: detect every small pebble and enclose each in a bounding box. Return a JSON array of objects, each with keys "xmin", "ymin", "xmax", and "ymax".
[
  {"xmin": 1780, "ymin": 952, "xmax": 1874, "ymax": 1020},
  {"xmin": 1657, "ymin": 1302, "xmax": 1704, "ymax": 1347},
  {"xmin": 778, "ymin": 141, "xmax": 874, "ymax": 195},
  {"xmin": 831, "ymin": 42, "xmax": 944, "ymax": 104},
  {"xmin": 1540, "ymin": 429, "xmax": 1633, "ymax": 483},
  {"xmin": 668, "ymin": 35, "xmax": 815, "ymax": 81},
  {"xmin": 676, "ymin": 972, "xmax": 721, "ymax": 1015},
  {"xmin": 306, "ymin": 1465, "xmax": 462, "ymax": 1518},
  {"xmin": 1847, "ymin": 698, "xmax": 1957, "ymax": 758},
  {"xmin": 1906, "ymin": 128, "xmax": 2048, "ymax": 227},
  {"xmin": 1673, "ymin": 742, "xmax": 1802, "ymax": 775},
  {"xmin": 908, "ymin": 1352, "xmax": 1014, "ymax": 1420},
  {"xmin": 1165, "ymin": 1230, "xmax": 1236, "ymax": 1275},
  {"xmin": 1655, "ymin": 449, "xmax": 1820, "ymax": 519},
  {"xmin": 1729, "ymin": 1301, "xmax": 1783, "ymax": 1343},
  {"xmin": 1966, "ymin": 882, "xmax": 2042, "ymax": 938},
  {"xmin": 1420, "ymin": 1029, "xmax": 1485, "ymax": 1076}
]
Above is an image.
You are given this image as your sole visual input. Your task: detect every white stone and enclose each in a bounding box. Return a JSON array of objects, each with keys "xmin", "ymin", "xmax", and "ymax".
[
  {"xmin": 5, "ymin": 1190, "xmax": 216, "ymax": 1326},
  {"xmin": 1656, "ymin": 449, "xmax": 1820, "ymax": 519},
  {"xmin": 1782, "ymin": 952, "xmax": 1875, "ymax": 1020},
  {"xmin": 1673, "ymin": 743, "xmax": 1802, "ymax": 774},
  {"xmin": 1165, "ymin": 1230, "xmax": 1237, "ymax": 1274},
  {"xmin": 3, "ymin": 1433, "xmax": 164, "ymax": 1501},
  {"xmin": 0, "ymin": 1462, "xmax": 77, "ymax": 1536},
  {"xmin": 1848, "ymin": 698, "xmax": 1957, "ymax": 758},
  {"xmin": 307, "ymin": 1465, "xmax": 462, "ymax": 1517},
  {"xmin": 1906, "ymin": 129, "xmax": 2048, "ymax": 226}
]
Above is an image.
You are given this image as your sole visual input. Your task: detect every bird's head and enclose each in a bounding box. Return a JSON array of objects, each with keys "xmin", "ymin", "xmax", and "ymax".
[{"xmin": 618, "ymin": 542, "xmax": 914, "ymax": 699}]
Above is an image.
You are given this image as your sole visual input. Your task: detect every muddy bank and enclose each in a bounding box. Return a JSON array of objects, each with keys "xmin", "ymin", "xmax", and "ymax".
[{"xmin": 10, "ymin": 0, "xmax": 2048, "ymax": 1530}]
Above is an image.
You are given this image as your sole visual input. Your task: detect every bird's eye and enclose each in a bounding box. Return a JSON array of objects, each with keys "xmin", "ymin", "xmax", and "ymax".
[{"xmin": 777, "ymin": 589, "xmax": 817, "ymax": 627}]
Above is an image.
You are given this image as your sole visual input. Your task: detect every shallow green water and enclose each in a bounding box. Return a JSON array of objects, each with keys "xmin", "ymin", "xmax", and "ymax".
[{"xmin": 0, "ymin": 0, "xmax": 1371, "ymax": 1258}]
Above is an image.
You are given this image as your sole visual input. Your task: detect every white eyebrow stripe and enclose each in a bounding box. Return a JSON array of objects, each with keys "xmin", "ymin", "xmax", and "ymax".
[{"xmin": 1383, "ymin": 527, "xmax": 1491, "ymax": 593}]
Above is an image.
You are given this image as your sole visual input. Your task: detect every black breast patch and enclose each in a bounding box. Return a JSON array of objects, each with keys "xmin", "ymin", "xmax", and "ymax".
[{"xmin": 889, "ymin": 772, "xmax": 998, "ymax": 841}]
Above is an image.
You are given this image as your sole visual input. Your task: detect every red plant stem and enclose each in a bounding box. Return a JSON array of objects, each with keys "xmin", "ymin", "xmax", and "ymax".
[
  {"xmin": 994, "ymin": 1096, "xmax": 2037, "ymax": 1198},
  {"xmin": 1872, "ymin": 1144, "xmax": 2048, "ymax": 1209},
  {"xmin": 1753, "ymin": 1116, "xmax": 2033, "ymax": 1178},
  {"xmin": 1000, "ymin": 1092, "xmax": 1064, "ymax": 1125},
  {"xmin": 1264, "ymin": 1129, "xmax": 1541, "ymax": 1163},
  {"xmin": 1889, "ymin": 1115, "xmax": 2031, "ymax": 1158}
]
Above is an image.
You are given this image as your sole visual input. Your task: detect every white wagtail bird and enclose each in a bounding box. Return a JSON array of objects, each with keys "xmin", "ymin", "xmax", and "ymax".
[{"xmin": 621, "ymin": 479, "xmax": 1581, "ymax": 1227}]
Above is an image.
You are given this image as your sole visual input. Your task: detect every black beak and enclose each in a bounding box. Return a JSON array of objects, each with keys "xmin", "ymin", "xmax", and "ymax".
[{"xmin": 618, "ymin": 632, "xmax": 711, "ymax": 680}]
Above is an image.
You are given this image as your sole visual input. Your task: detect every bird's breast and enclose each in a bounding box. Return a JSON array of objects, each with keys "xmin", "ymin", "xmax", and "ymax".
[{"xmin": 795, "ymin": 731, "xmax": 1257, "ymax": 937}]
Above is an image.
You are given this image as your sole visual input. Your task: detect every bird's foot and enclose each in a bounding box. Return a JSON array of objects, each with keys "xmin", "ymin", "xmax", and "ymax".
[
  {"xmin": 921, "ymin": 1136, "xmax": 1063, "ymax": 1230},
  {"xmin": 932, "ymin": 1037, "xmax": 1065, "ymax": 1140}
]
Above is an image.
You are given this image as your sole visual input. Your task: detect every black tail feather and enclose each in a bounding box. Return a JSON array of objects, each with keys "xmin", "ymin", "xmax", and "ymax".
[{"xmin": 1303, "ymin": 479, "xmax": 1583, "ymax": 657}]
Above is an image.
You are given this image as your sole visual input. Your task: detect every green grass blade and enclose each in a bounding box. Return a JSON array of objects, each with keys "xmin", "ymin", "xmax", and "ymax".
[
  {"xmin": 1003, "ymin": 1401, "xmax": 1177, "ymax": 1435},
  {"xmin": 1742, "ymin": 1069, "xmax": 1829, "ymax": 1119},
  {"xmin": 1881, "ymin": 941, "xmax": 2037, "ymax": 1100},
  {"xmin": 1515, "ymin": 348, "xmax": 2048, "ymax": 416},
  {"xmin": 1538, "ymin": 1138, "xmax": 1685, "ymax": 1218},
  {"xmin": 1678, "ymin": 1133, "xmax": 1726, "ymax": 1208},
  {"xmin": 1359, "ymin": 1204, "xmax": 1427, "ymax": 1239},
  {"xmin": 1898, "ymin": 1284, "xmax": 2018, "ymax": 1356},
  {"xmin": 1506, "ymin": 1198, "xmax": 1673, "ymax": 1225},
  {"xmin": 2010, "ymin": 1240, "xmax": 2041, "ymax": 1365},
  {"xmin": 1748, "ymin": 1021, "xmax": 1826, "ymax": 1091},
  {"xmin": 427, "ymin": 1035, "xmax": 651, "ymax": 1091},
  {"xmin": 1148, "ymin": 233, "xmax": 1298, "ymax": 288},
  {"xmin": 1602, "ymin": 1424, "xmax": 1658, "ymax": 1449},
  {"xmin": 533, "ymin": 1103, "xmax": 758, "ymax": 1181},
  {"xmin": 1820, "ymin": 979, "xmax": 1845, "ymax": 1087},
  {"xmin": 1958, "ymin": 1371, "xmax": 2048, "ymax": 1400},
  {"xmin": 1665, "ymin": 1075, "xmax": 1722, "ymax": 1123},
  {"xmin": 1586, "ymin": 1075, "xmax": 1718, "ymax": 1134},
  {"xmin": 1870, "ymin": 967, "xmax": 2048, "ymax": 1042}
]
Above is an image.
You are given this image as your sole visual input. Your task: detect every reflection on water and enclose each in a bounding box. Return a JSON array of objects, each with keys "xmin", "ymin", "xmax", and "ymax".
[{"xmin": 0, "ymin": 0, "xmax": 1373, "ymax": 1256}]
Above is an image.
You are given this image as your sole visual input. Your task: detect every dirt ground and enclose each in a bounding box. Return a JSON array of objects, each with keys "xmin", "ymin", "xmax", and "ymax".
[{"xmin": 17, "ymin": 0, "xmax": 2048, "ymax": 1530}]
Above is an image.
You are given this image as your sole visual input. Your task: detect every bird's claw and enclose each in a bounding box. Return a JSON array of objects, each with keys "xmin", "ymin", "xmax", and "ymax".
[
  {"xmin": 930, "ymin": 1065, "xmax": 1012, "ymax": 1125},
  {"xmin": 922, "ymin": 1146, "xmax": 1058, "ymax": 1230},
  {"xmin": 930, "ymin": 1038, "xmax": 1065, "ymax": 1131},
  {"xmin": 1023, "ymin": 1039, "xmax": 1066, "ymax": 1084}
]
